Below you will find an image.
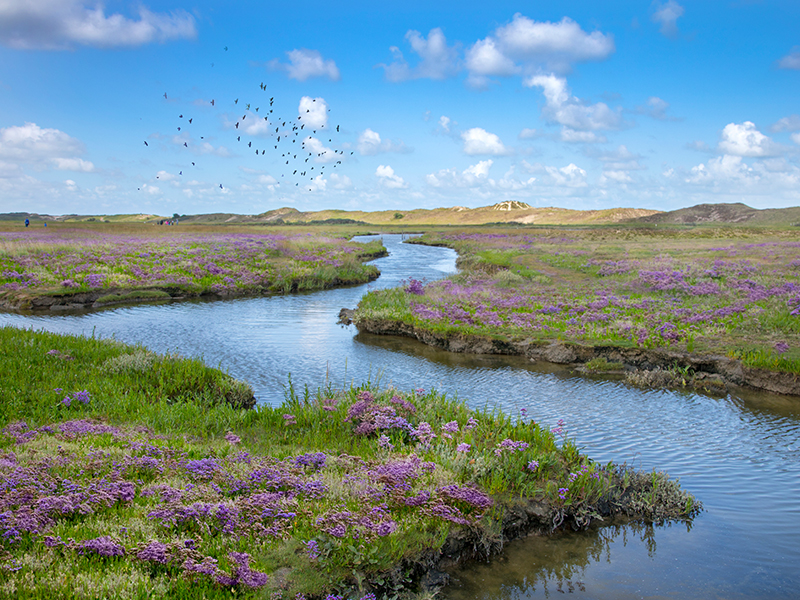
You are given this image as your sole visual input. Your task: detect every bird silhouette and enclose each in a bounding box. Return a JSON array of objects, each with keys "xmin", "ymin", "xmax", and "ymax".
[
  {"xmin": 211, "ymin": 99, "xmax": 215, "ymax": 106},
  {"xmin": 219, "ymin": 184, "xmax": 223, "ymax": 189},
  {"xmin": 143, "ymin": 141, "xmax": 148, "ymax": 146},
  {"xmin": 164, "ymin": 92, "xmax": 167, "ymax": 99},
  {"xmin": 188, "ymin": 118, "xmax": 192, "ymax": 124}
]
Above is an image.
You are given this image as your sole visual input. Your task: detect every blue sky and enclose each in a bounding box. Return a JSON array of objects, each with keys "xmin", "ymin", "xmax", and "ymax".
[{"xmin": 1, "ymin": 0, "xmax": 799, "ymax": 216}]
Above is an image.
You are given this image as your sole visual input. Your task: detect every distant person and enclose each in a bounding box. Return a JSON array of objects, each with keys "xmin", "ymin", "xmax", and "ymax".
[
  {"xmin": 44, "ymin": 222, "xmax": 47, "ymax": 227},
  {"xmin": 24, "ymin": 218, "xmax": 29, "ymax": 227}
]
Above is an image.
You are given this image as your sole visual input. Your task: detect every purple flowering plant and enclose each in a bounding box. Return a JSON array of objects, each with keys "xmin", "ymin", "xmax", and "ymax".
[{"xmin": 357, "ymin": 230, "xmax": 800, "ymax": 373}]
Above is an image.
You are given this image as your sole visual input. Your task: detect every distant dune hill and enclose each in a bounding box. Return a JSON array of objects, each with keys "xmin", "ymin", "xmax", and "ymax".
[
  {"xmin": 7, "ymin": 202, "xmax": 799, "ymax": 227},
  {"xmin": 634, "ymin": 202, "xmax": 800, "ymax": 226}
]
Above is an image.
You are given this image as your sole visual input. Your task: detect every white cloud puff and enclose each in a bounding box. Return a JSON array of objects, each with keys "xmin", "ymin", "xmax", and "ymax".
[
  {"xmin": 426, "ymin": 160, "xmax": 492, "ymax": 188},
  {"xmin": 466, "ymin": 14, "xmax": 614, "ymax": 84},
  {"xmin": 651, "ymin": 0, "xmax": 684, "ymax": 38},
  {"xmin": 771, "ymin": 115, "xmax": 800, "ymax": 132},
  {"xmin": 0, "ymin": 122, "xmax": 85, "ymax": 162},
  {"xmin": 777, "ymin": 47, "xmax": 800, "ymax": 70},
  {"xmin": 329, "ymin": 173, "xmax": 352, "ymax": 190},
  {"xmin": 560, "ymin": 128, "xmax": 606, "ymax": 143},
  {"xmin": 51, "ymin": 157, "xmax": 94, "ymax": 172},
  {"xmin": 0, "ymin": 0, "xmax": 196, "ymax": 50},
  {"xmin": 461, "ymin": 128, "xmax": 510, "ymax": 155},
  {"xmin": 357, "ymin": 129, "xmax": 409, "ymax": 156},
  {"xmin": 545, "ymin": 163, "xmax": 587, "ymax": 187},
  {"xmin": 378, "ymin": 28, "xmax": 460, "ymax": 82},
  {"xmin": 376, "ymin": 165, "xmax": 408, "ymax": 189},
  {"xmin": 302, "ymin": 137, "xmax": 336, "ymax": 163},
  {"xmin": 269, "ymin": 49, "xmax": 340, "ymax": 81},
  {"xmin": 718, "ymin": 122, "xmax": 781, "ymax": 157},
  {"xmin": 526, "ymin": 74, "xmax": 622, "ymax": 132},
  {"xmin": 298, "ymin": 97, "xmax": 328, "ymax": 130}
]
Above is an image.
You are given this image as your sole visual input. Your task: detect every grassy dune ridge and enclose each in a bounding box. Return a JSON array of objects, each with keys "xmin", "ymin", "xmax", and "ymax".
[{"xmin": 0, "ymin": 326, "xmax": 699, "ymax": 599}]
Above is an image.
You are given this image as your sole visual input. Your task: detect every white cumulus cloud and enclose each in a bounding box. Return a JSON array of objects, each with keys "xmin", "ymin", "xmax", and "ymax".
[
  {"xmin": 329, "ymin": 173, "xmax": 352, "ymax": 190},
  {"xmin": 461, "ymin": 128, "xmax": 510, "ymax": 155},
  {"xmin": 771, "ymin": 115, "xmax": 800, "ymax": 132},
  {"xmin": 376, "ymin": 165, "xmax": 408, "ymax": 189},
  {"xmin": 651, "ymin": 0, "xmax": 684, "ymax": 38},
  {"xmin": 302, "ymin": 137, "xmax": 336, "ymax": 163},
  {"xmin": 298, "ymin": 96, "xmax": 328, "ymax": 130},
  {"xmin": 52, "ymin": 157, "xmax": 94, "ymax": 172},
  {"xmin": 378, "ymin": 28, "xmax": 460, "ymax": 82},
  {"xmin": 269, "ymin": 49, "xmax": 340, "ymax": 81},
  {"xmin": 777, "ymin": 47, "xmax": 800, "ymax": 70},
  {"xmin": 718, "ymin": 122, "xmax": 781, "ymax": 157},
  {"xmin": 0, "ymin": 122, "xmax": 85, "ymax": 162},
  {"xmin": 545, "ymin": 163, "xmax": 587, "ymax": 187},
  {"xmin": 466, "ymin": 14, "xmax": 614, "ymax": 84},
  {"xmin": 526, "ymin": 74, "xmax": 622, "ymax": 132},
  {"xmin": 357, "ymin": 129, "xmax": 409, "ymax": 155},
  {"xmin": 0, "ymin": 0, "xmax": 196, "ymax": 50}
]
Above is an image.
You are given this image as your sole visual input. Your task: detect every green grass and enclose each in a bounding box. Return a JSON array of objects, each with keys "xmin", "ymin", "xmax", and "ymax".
[{"xmin": 0, "ymin": 327, "xmax": 700, "ymax": 599}]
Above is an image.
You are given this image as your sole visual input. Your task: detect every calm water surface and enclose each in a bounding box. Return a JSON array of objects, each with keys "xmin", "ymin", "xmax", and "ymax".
[{"xmin": 2, "ymin": 234, "xmax": 799, "ymax": 599}]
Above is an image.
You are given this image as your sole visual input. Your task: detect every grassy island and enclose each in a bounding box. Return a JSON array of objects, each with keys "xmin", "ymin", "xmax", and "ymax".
[
  {"xmin": 355, "ymin": 226, "xmax": 800, "ymax": 395},
  {"xmin": 0, "ymin": 223, "xmax": 386, "ymax": 311},
  {"xmin": 0, "ymin": 326, "xmax": 698, "ymax": 599}
]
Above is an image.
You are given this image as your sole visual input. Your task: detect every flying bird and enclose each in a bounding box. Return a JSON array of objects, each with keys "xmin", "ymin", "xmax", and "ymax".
[
  {"xmin": 211, "ymin": 99, "xmax": 215, "ymax": 106},
  {"xmin": 143, "ymin": 141, "xmax": 148, "ymax": 146}
]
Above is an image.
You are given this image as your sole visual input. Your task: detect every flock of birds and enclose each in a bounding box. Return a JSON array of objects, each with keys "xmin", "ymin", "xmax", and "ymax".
[{"xmin": 143, "ymin": 80, "xmax": 353, "ymax": 192}]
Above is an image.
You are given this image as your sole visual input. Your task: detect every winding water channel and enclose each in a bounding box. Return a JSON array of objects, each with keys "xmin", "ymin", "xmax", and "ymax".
[{"xmin": 2, "ymin": 234, "xmax": 799, "ymax": 599}]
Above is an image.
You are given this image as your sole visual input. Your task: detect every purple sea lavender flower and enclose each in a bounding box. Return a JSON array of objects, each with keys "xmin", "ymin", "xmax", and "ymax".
[
  {"xmin": 73, "ymin": 390, "xmax": 91, "ymax": 404},
  {"xmin": 376, "ymin": 520, "xmax": 398, "ymax": 536},
  {"xmin": 76, "ymin": 536, "xmax": 125, "ymax": 557},
  {"xmin": 224, "ymin": 432, "xmax": 241, "ymax": 445},
  {"xmin": 456, "ymin": 443, "xmax": 471, "ymax": 453},
  {"xmin": 464, "ymin": 417, "xmax": 478, "ymax": 430},
  {"xmin": 136, "ymin": 540, "xmax": 169, "ymax": 564},
  {"xmin": 411, "ymin": 422, "xmax": 436, "ymax": 446},
  {"xmin": 558, "ymin": 487, "xmax": 569, "ymax": 500},
  {"xmin": 438, "ymin": 484, "xmax": 493, "ymax": 510},
  {"xmin": 183, "ymin": 458, "xmax": 221, "ymax": 480},
  {"xmin": 404, "ymin": 278, "xmax": 425, "ymax": 295},
  {"xmin": 283, "ymin": 414, "xmax": 297, "ymax": 425},
  {"xmin": 527, "ymin": 460, "xmax": 540, "ymax": 471},
  {"xmin": 378, "ymin": 435, "xmax": 394, "ymax": 450},
  {"xmin": 389, "ymin": 395, "xmax": 416, "ymax": 413},
  {"xmin": 775, "ymin": 341, "xmax": 790, "ymax": 354},
  {"xmin": 293, "ymin": 452, "xmax": 326, "ymax": 470},
  {"xmin": 305, "ymin": 539, "xmax": 320, "ymax": 560}
]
